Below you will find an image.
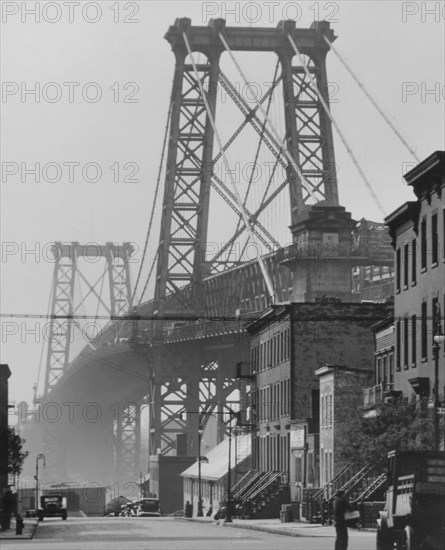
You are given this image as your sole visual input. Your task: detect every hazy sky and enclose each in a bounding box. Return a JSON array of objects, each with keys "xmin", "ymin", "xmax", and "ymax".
[{"xmin": 1, "ymin": 0, "xmax": 444, "ymax": 405}]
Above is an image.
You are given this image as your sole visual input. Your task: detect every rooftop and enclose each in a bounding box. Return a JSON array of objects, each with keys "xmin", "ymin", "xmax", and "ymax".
[{"xmin": 180, "ymin": 433, "xmax": 251, "ymax": 482}]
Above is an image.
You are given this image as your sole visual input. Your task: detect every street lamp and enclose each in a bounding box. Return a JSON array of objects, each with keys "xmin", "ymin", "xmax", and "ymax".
[
  {"xmin": 433, "ymin": 302, "xmax": 445, "ymax": 451},
  {"xmin": 197, "ymin": 419, "xmax": 204, "ymax": 517},
  {"xmin": 189, "ymin": 408, "xmax": 238, "ymax": 521},
  {"xmin": 34, "ymin": 453, "xmax": 45, "ymax": 513},
  {"xmin": 225, "ymin": 417, "xmax": 234, "ymax": 523}
]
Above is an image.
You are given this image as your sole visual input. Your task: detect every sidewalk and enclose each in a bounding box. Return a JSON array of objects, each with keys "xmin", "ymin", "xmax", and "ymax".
[
  {"xmin": 0, "ymin": 518, "xmax": 39, "ymax": 540},
  {"xmin": 178, "ymin": 515, "xmax": 337, "ymax": 537}
]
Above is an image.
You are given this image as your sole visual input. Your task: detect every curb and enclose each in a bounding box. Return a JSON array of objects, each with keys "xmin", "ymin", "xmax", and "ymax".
[
  {"xmin": 176, "ymin": 516, "xmax": 333, "ymax": 538},
  {"xmin": 0, "ymin": 519, "xmax": 39, "ymax": 540}
]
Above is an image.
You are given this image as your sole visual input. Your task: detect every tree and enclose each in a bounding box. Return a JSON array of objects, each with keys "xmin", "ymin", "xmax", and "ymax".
[
  {"xmin": 0, "ymin": 427, "xmax": 29, "ymax": 477},
  {"xmin": 336, "ymin": 397, "xmax": 438, "ymax": 472}
]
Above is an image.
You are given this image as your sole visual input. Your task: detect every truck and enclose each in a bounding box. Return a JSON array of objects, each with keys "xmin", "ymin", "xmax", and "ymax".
[{"xmin": 376, "ymin": 450, "xmax": 445, "ymax": 550}]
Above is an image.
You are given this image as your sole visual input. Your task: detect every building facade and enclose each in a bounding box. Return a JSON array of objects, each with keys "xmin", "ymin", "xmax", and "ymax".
[
  {"xmin": 363, "ymin": 317, "xmax": 396, "ymax": 407},
  {"xmin": 181, "ymin": 433, "xmax": 251, "ymax": 516},
  {"xmin": 316, "ymin": 364, "xmax": 373, "ymax": 487},
  {"xmin": 246, "ymin": 301, "xmax": 389, "ymax": 499},
  {"xmin": 385, "ymin": 151, "xmax": 445, "ymax": 405}
]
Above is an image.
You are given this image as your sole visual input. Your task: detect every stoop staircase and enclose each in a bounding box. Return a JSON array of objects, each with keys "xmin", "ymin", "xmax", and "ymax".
[
  {"xmin": 226, "ymin": 469, "xmax": 289, "ymax": 519},
  {"xmin": 305, "ymin": 463, "xmax": 387, "ymax": 524}
]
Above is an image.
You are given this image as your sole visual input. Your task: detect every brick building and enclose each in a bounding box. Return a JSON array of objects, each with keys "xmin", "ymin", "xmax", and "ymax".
[
  {"xmin": 315, "ymin": 364, "xmax": 373, "ymax": 487},
  {"xmin": 385, "ymin": 151, "xmax": 445, "ymax": 405},
  {"xmin": 245, "ymin": 301, "xmax": 389, "ymax": 500},
  {"xmin": 363, "ymin": 317, "xmax": 396, "ymax": 407}
]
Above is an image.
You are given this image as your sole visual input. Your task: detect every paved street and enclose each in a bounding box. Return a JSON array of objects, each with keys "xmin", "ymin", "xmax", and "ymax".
[{"xmin": 0, "ymin": 516, "xmax": 376, "ymax": 550}]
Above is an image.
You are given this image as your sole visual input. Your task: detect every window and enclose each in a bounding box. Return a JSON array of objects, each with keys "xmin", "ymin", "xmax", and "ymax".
[
  {"xmin": 376, "ymin": 356, "xmax": 382, "ymax": 384},
  {"xmin": 411, "ymin": 239, "xmax": 417, "ymax": 284},
  {"xmin": 328, "ymin": 394, "xmax": 334, "ymax": 428},
  {"xmin": 443, "ymin": 209, "xmax": 445, "ymax": 258},
  {"xmin": 321, "ymin": 396, "xmax": 325, "ymax": 428},
  {"xmin": 411, "ymin": 315, "xmax": 416, "ymax": 367},
  {"xmin": 388, "ymin": 353, "xmax": 394, "ymax": 385},
  {"xmin": 421, "ymin": 217, "xmax": 427, "ymax": 270},
  {"xmin": 396, "ymin": 320, "xmax": 401, "ymax": 371},
  {"xmin": 432, "ymin": 213, "xmax": 438, "ymax": 264},
  {"xmin": 294, "ymin": 452, "xmax": 303, "ymax": 483},
  {"xmin": 433, "ymin": 297, "xmax": 439, "ymax": 346},
  {"xmin": 382, "ymin": 356, "xmax": 387, "ymax": 385},
  {"xmin": 421, "ymin": 301, "xmax": 428, "ymax": 359},
  {"xmin": 260, "ymin": 342, "xmax": 264, "ymax": 371},
  {"xmin": 404, "ymin": 317, "xmax": 409, "ymax": 369},
  {"xmin": 396, "ymin": 248, "xmax": 401, "ymax": 291},
  {"xmin": 404, "ymin": 243, "xmax": 409, "ymax": 287}
]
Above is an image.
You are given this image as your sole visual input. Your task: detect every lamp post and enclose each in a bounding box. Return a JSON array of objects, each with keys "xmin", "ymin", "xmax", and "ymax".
[
  {"xmin": 225, "ymin": 419, "xmax": 233, "ymax": 523},
  {"xmin": 433, "ymin": 302, "xmax": 445, "ymax": 451},
  {"xmin": 197, "ymin": 419, "xmax": 204, "ymax": 517},
  {"xmin": 34, "ymin": 453, "xmax": 45, "ymax": 513},
  {"xmin": 188, "ymin": 408, "xmax": 238, "ymax": 521}
]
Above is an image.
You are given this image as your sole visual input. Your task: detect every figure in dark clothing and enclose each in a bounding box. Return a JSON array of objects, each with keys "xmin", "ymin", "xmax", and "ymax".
[
  {"xmin": 1, "ymin": 489, "xmax": 15, "ymax": 530},
  {"xmin": 333, "ymin": 490, "xmax": 353, "ymax": 550}
]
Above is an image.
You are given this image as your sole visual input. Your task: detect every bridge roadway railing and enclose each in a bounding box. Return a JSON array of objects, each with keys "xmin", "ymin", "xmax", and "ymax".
[
  {"xmin": 277, "ymin": 243, "xmax": 394, "ymax": 264},
  {"xmin": 163, "ymin": 318, "xmax": 250, "ymax": 343}
]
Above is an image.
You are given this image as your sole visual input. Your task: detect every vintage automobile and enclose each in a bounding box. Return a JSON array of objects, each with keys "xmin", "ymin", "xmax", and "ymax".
[
  {"xmin": 38, "ymin": 494, "xmax": 68, "ymax": 521},
  {"xmin": 103, "ymin": 496, "xmax": 131, "ymax": 517},
  {"xmin": 133, "ymin": 498, "xmax": 162, "ymax": 517},
  {"xmin": 121, "ymin": 498, "xmax": 162, "ymax": 517}
]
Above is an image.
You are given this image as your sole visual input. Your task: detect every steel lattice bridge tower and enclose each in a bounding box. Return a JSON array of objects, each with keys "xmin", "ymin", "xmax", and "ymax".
[
  {"xmin": 149, "ymin": 18, "xmax": 339, "ymax": 459},
  {"xmin": 33, "ymin": 19, "xmax": 393, "ymax": 486}
]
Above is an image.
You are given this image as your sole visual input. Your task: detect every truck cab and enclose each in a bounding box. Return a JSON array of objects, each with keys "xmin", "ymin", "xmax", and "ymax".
[{"xmin": 377, "ymin": 450, "xmax": 445, "ymax": 550}]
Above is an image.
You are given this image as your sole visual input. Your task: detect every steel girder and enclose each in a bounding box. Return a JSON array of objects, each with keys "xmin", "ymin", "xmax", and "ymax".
[
  {"xmin": 113, "ymin": 402, "xmax": 141, "ymax": 481},
  {"xmin": 148, "ymin": 338, "xmax": 249, "ymax": 457}
]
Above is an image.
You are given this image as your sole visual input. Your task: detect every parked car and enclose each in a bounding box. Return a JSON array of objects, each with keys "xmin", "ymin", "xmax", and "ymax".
[
  {"xmin": 104, "ymin": 496, "xmax": 131, "ymax": 517},
  {"xmin": 38, "ymin": 495, "xmax": 67, "ymax": 521},
  {"xmin": 124, "ymin": 498, "xmax": 162, "ymax": 517}
]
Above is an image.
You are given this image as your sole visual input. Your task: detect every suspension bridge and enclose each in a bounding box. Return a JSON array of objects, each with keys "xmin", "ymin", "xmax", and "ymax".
[{"xmin": 18, "ymin": 18, "xmax": 410, "ymax": 487}]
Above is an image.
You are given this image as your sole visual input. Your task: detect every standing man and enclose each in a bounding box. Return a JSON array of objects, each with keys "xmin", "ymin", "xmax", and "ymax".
[{"xmin": 333, "ymin": 489, "xmax": 353, "ymax": 550}]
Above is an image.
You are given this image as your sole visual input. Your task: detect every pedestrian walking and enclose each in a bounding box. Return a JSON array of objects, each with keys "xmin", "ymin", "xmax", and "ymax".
[{"xmin": 333, "ymin": 490, "xmax": 353, "ymax": 550}]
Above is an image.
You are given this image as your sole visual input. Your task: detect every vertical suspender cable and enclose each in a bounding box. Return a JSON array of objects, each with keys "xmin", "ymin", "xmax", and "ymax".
[
  {"xmin": 287, "ymin": 34, "xmax": 386, "ymax": 219},
  {"xmin": 131, "ymin": 103, "xmax": 172, "ymax": 308},
  {"xmin": 217, "ymin": 32, "xmax": 318, "ymax": 203},
  {"xmin": 323, "ymin": 35, "xmax": 420, "ymax": 163},
  {"xmin": 182, "ymin": 32, "xmax": 276, "ymax": 304}
]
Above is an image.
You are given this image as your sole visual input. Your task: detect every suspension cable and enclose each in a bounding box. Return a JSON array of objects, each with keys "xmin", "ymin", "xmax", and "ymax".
[
  {"xmin": 137, "ymin": 245, "xmax": 159, "ymax": 306},
  {"xmin": 323, "ymin": 35, "xmax": 420, "ymax": 163},
  {"xmin": 35, "ymin": 273, "xmax": 54, "ymax": 400},
  {"xmin": 287, "ymin": 33, "xmax": 386, "ymax": 218},
  {"xmin": 218, "ymin": 31, "xmax": 318, "ymax": 204},
  {"xmin": 182, "ymin": 32, "xmax": 276, "ymax": 303},
  {"xmin": 131, "ymin": 102, "xmax": 171, "ymax": 307}
]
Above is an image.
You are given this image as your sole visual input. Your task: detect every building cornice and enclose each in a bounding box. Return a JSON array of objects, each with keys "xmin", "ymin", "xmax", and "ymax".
[
  {"xmin": 384, "ymin": 202, "xmax": 420, "ymax": 247},
  {"xmin": 404, "ymin": 150, "xmax": 444, "ymax": 203}
]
